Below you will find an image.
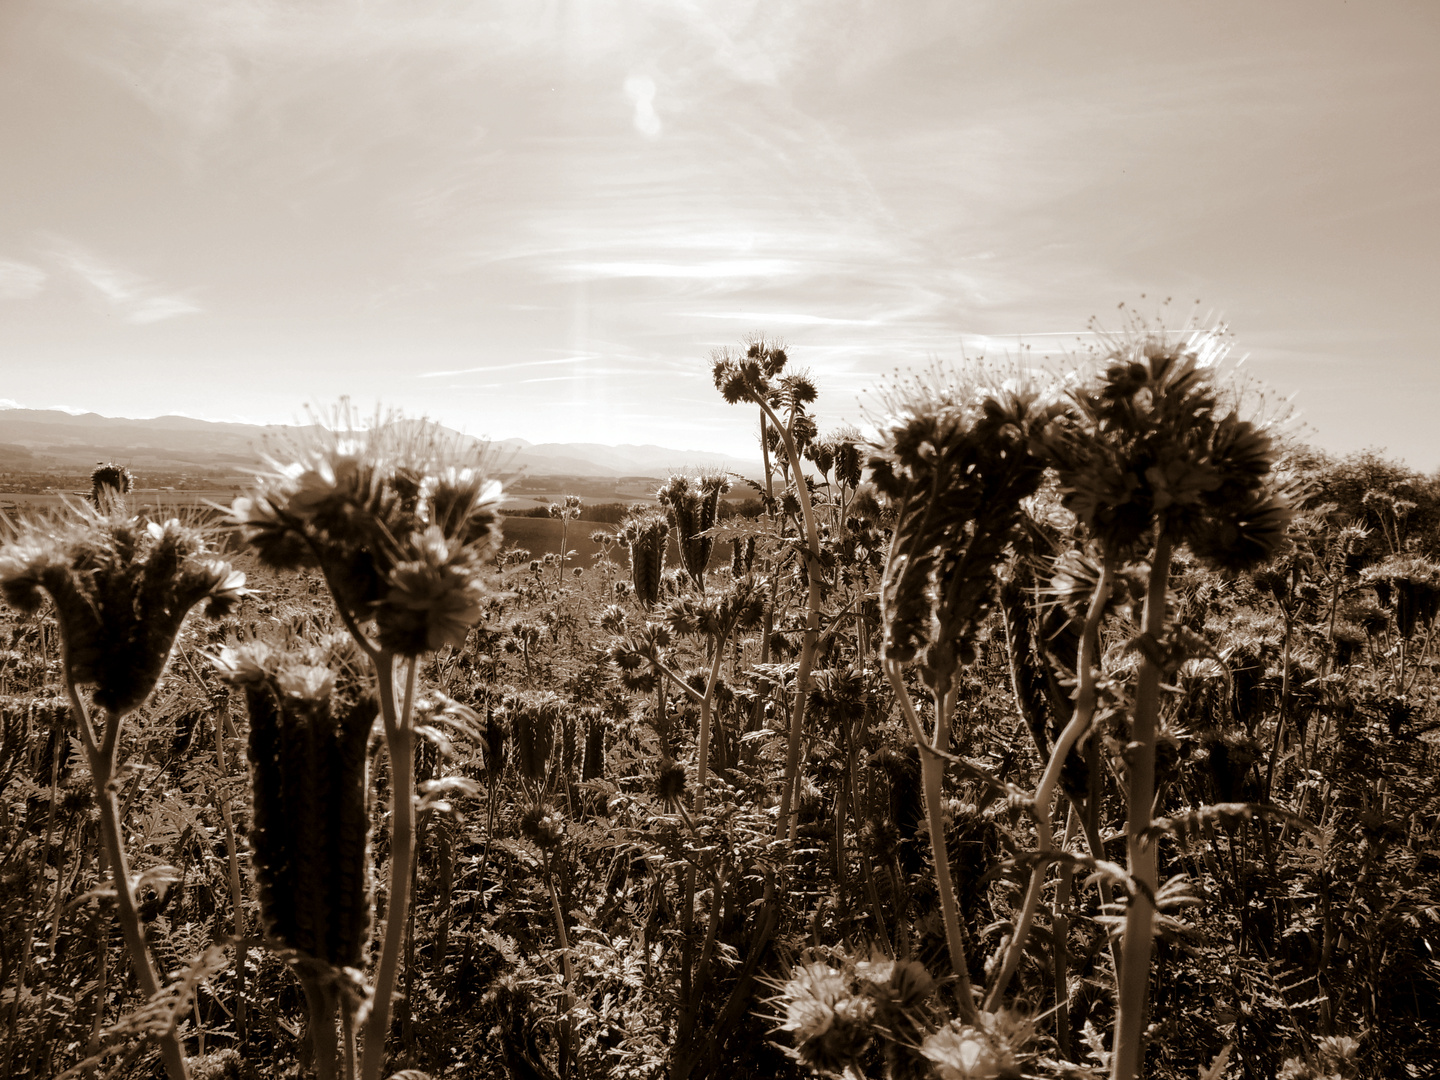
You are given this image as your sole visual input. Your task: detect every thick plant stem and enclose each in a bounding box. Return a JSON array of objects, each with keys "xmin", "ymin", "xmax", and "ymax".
[
  {"xmin": 361, "ymin": 655, "xmax": 417, "ymax": 1080},
  {"xmin": 1111, "ymin": 531, "xmax": 1172, "ymax": 1080},
  {"xmin": 299, "ymin": 973, "xmax": 341, "ymax": 1080},
  {"xmin": 693, "ymin": 634, "xmax": 728, "ymax": 809},
  {"xmin": 1052, "ymin": 807, "xmax": 1078, "ymax": 1059},
  {"xmin": 887, "ymin": 663, "xmax": 978, "ymax": 1022}
]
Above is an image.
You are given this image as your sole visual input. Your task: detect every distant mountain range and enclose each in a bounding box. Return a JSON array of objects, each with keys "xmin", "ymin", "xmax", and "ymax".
[{"xmin": 0, "ymin": 407, "xmax": 762, "ymax": 480}]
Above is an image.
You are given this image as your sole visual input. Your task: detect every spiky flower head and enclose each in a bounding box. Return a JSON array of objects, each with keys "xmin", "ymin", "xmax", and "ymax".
[
  {"xmin": 711, "ymin": 337, "xmax": 788, "ymax": 406},
  {"xmin": 90, "ymin": 463, "xmax": 134, "ymax": 513},
  {"xmin": 520, "ymin": 803, "xmax": 564, "ymax": 850},
  {"xmin": 657, "ymin": 472, "xmax": 731, "ymax": 592},
  {"xmin": 773, "ymin": 961, "xmax": 875, "ymax": 1075},
  {"xmin": 654, "ymin": 756, "xmax": 687, "ymax": 808},
  {"xmin": 619, "ymin": 509, "xmax": 669, "ymax": 607},
  {"xmin": 1362, "ymin": 554, "xmax": 1440, "ymax": 638},
  {"xmin": 0, "ymin": 511, "xmax": 246, "ymax": 715},
  {"xmin": 511, "ymin": 690, "xmax": 560, "ymax": 784},
  {"xmin": 230, "ymin": 408, "xmax": 500, "ymax": 656}
]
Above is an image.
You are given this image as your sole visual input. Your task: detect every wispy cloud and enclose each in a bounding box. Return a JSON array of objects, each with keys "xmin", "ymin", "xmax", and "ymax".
[
  {"xmin": 0, "ymin": 260, "xmax": 47, "ymax": 300},
  {"xmin": 46, "ymin": 241, "xmax": 201, "ymax": 324},
  {"xmin": 419, "ymin": 355, "xmax": 597, "ymax": 379}
]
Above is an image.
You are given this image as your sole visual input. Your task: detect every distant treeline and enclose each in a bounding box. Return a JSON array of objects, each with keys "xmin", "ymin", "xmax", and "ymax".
[{"xmin": 503, "ymin": 498, "xmax": 765, "ymax": 525}]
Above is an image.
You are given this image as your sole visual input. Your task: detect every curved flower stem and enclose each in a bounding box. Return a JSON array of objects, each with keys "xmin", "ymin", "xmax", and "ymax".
[
  {"xmin": 68, "ymin": 690, "xmax": 190, "ymax": 1080},
  {"xmin": 361, "ymin": 653, "xmax": 416, "ymax": 1080},
  {"xmin": 1111, "ymin": 530, "xmax": 1172, "ymax": 1080},
  {"xmin": 886, "ymin": 661, "xmax": 978, "ymax": 1023},
  {"xmin": 987, "ymin": 557, "xmax": 1114, "ymax": 1010}
]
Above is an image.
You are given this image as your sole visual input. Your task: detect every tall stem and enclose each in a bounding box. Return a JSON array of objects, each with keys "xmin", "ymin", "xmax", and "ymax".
[
  {"xmin": 213, "ymin": 706, "xmax": 248, "ymax": 1043},
  {"xmin": 755, "ymin": 395, "xmax": 823, "ymax": 843},
  {"xmin": 361, "ymin": 655, "xmax": 417, "ymax": 1080},
  {"xmin": 887, "ymin": 663, "xmax": 978, "ymax": 1022},
  {"xmin": 1111, "ymin": 530, "xmax": 1172, "ymax": 1080},
  {"xmin": 66, "ymin": 680, "xmax": 189, "ymax": 1080}
]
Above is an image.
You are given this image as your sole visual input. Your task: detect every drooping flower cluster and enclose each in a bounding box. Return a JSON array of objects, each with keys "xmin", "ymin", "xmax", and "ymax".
[
  {"xmin": 870, "ymin": 375, "xmax": 1063, "ymax": 690},
  {"xmin": 0, "ymin": 511, "xmax": 246, "ymax": 715},
  {"xmin": 230, "ymin": 416, "xmax": 501, "ymax": 656}
]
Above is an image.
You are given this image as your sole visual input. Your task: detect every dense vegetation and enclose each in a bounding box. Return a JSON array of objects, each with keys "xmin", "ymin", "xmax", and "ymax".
[{"xmin": 1, "ymin": 335, "xmax": 1438, "ymax": 1080}]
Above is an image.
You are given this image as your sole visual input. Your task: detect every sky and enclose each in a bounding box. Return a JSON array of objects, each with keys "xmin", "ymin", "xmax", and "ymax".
[{"xmin": 1, "ymin": 0, "xmax": 1437, "ymax": 468}]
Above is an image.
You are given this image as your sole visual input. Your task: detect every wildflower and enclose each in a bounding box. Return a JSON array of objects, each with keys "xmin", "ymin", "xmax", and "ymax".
[
  {"xmin": 776, "ymin": 962, "xmax": 874, "ymax": 1074},
  {"xmin": 90, "ymin": 462, "xmax": 133, "ymax": 512},
  {"xmin": 658, "ymin": 472, "xmax": 731, "ymax": 591},
  {"xmin": 520, "ymin": 804, "xmax": 563, "ymax": 850},
  {"xmin": 0, "ymin": 512, "xmax": 246, "ymax": 715},
  {"xmin": 872, "ymin": 374, "xmax": 1062, "ymax": 686},
  {"xmin": 230, "ymin": 408, "xmax": 501, "ymax": 657},
  {"xmin": 654, "ymin": 756, "xmax": 686, "ymax": 808},
  {"xmin": 378, "ymin": 528, "xmax": 487, "ymax": 655},
  {"xmin": 618, "ymin": 510, "xmax": 669, "ymax": 608},
  {"xmin": 921, "ymin": 1010, "xmax": 1033, "ymax": 1080}
]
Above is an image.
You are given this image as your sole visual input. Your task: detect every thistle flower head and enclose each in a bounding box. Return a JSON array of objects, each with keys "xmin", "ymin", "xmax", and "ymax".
[
  {"xmin": 711, "ymin": 337, "xmax": 787, "ymax": 405},
  {"xmin": 654, "ymin": 756, "xmax": 687, "ymax": 807},
  {"xmin": 230, "ymin": 404, "xmax": 501, "ymax": 655},
  {"xmin": 90, "ymin": 463, "xmax": 133, "ymax": 512},
  {"xmin": 772, "ymin": 960, "xmax": 875, "ymax": 1075},
  {"xmin": 0, "ymin": 509, "xmax": 246, "ymax": 715}
]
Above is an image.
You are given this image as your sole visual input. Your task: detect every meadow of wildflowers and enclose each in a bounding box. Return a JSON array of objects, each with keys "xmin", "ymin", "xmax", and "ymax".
[{"xmin": 1, "ymin": 335, "xmax": 1438, "ymax": 1080}]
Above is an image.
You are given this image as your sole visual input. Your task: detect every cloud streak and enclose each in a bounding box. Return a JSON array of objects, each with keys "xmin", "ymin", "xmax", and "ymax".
[
  {"xmin": 0, "ymin": 260, "xmax": 47, "ymax": 300},
  {"xmin": 45, "ymin": 241, "xmax": 201, "ymax": 324}
]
